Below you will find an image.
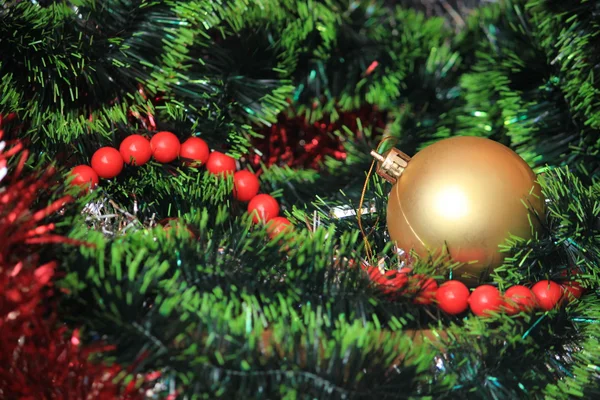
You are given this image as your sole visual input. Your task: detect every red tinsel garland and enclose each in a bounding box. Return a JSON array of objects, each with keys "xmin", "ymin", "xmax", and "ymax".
[
  {"xmin": 0, "ymin": 119, "xmax": 148, "ymax": 399},
  {"xmin": 250, "ymin": 106, "xmax": 386, "ymax": 170}
]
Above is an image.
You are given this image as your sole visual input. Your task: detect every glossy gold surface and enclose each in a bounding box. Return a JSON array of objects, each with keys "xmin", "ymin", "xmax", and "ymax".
[{"xmin": 387, "ymin": 136, "xmax": 545, "ymax": 285}]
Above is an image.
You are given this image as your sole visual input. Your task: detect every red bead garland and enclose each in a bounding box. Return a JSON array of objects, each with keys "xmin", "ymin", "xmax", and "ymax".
[
  {"xmin": 363, "ymin": 261, "xmax": 582, "ymax": 317},
  {"xmin": 70, "ymin": 132, "xmax": 289, "ymax": 238},
  {"xmin": 91, "ymin": 147, "xmax": 123, "ymax": 179},
  {"xmin": 119, "ymin": 134, "xmax": 152, "ymax": 166}
]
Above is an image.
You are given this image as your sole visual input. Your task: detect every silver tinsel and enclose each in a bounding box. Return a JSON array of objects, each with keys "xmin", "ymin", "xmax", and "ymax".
[{"xmin": 82, "ymin": 194, "xmax": 154, "ymax": 236}]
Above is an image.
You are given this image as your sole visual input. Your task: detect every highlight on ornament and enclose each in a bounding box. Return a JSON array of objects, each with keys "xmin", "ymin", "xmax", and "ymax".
[{"xmin": 371, "ymin": 136, "xmax": 546, "ymax": 286}]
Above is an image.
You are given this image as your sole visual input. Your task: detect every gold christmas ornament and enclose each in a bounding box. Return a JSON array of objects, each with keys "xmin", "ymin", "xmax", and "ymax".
[{"xmin": 372, "ymin": 136, "xmax": 545, "ymax": 285}]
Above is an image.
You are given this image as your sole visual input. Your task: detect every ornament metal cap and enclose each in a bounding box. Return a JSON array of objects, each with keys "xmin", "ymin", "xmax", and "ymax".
[{"xmin": 370, "ymin": 148, "xmax": 411, "ymax": 184}]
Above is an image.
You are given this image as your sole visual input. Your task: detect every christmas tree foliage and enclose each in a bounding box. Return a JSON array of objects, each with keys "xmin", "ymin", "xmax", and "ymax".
[{"xmin": 1, "ymin": 0, "xmax": 600, "ymax": 398}]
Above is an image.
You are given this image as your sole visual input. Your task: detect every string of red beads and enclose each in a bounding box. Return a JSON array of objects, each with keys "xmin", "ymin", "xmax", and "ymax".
[
  {"xmin": 69, "ymin": 132, "xmax": 292, "ymax": 237},
  {"xmin": 364, "ymin": 264, "xmax": 584, "ymax": 316}
]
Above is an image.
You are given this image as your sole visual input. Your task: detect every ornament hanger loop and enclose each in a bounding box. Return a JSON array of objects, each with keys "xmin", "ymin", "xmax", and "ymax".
[{"xmin": 370, "ymin": 148, "xmax": 411, "ymax": 184}]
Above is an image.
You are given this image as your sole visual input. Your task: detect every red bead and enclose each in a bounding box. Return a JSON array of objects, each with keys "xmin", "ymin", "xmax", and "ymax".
[
  {"xmin": 248, "ymin": 194, "xmax": 279, "ymax": 223},
  {"xmin": 150, "ymin": 131, "xmax": 180, "ymax": 163},
  {"xmin": 435, "ymin": 280, "xmax": 470, "ymax": 315},
  {"xmin": 0, "ymin": 112, "xmax": 16, "ymax": 125},
  {"xmin": 119, "ymin": 134, "xmax": 152, "ymax": 166},
  {"xmin": 206, "ymin": 151, "xmax": 236, "ymax": 175},
  {"xmin": 531, "ymin": 280, "xmax": 563, "ymax": 311},
  {"xmin": 412, "ymin": 275, "xmax": 438, "ymax": 305},
  {"xmin": 387, "ymin": 268, "xmax": 412, "ymax": 292},
  {"xmin": 468, "ymin": 285, "xmax": 503, "ymax": 317},
  {"xmin": 384, "ymin": 270, "xmax": 410, "ymax": 293},
  {"xmin": 386, "ymin": 268, "xmax": 410, "ymax": 293},
  {"xmin": 366, "ymin": 267, "xmax": 409, "ymax": 293},
  {"xmin": 503, "ymin": 285, "xmax": 537, "ymax": 315},
  {"xmin": 162, "ymin": 221, "xmax": 196, "ymax": 239},
  {"xmin": 91, "ymin": 147, "xmax": 123, "ymax": 179},
  {"xmin": 180, "ymin": 137, "xmax": 210, "ymax": 166},
  {"xmin": 266, "ymin": 217, "xmax": 292, "ymax": 239},
  {"xmin": 70, "ymin": 165, "xmax": 99, "ymax": 190},
  {"xmin": 562, "ymin": 281, "xmax": 584, "ymax": 301},
  {"xmin": 559, "ymin": 269, "xmax": 585, "ymax": 301},
  {"xmin": 233, "ymin": 170, "xmax": 260, "ymax": 201}
]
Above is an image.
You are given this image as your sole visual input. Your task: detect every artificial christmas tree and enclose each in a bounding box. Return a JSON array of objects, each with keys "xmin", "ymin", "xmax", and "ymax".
[{"xmin": 1, "ymin": 0, "xmax": 600, "ymax": 398}]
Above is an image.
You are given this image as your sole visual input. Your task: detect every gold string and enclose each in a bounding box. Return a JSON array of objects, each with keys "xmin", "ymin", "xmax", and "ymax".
[
  {"xmin": 358, "ymin": 159, "xmax": 376, "ymax": 262},
  {"xmin": 357, "ymin": 136, "xmax": 395, "ymax": 265}
]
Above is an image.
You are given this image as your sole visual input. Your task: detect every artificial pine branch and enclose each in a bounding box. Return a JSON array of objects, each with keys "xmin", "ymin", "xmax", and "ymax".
[
  {"xmin": 3, "ymin": 0, "xmax": 600, "ymax": 398},
  {"xmin": 452, "ymin": 0, "xmax": 600, "ymax": 177},
  {"xmin": 493, "ymin": 167, "xmax": 600, "ymax": 287},
  {"xmin": 60, "ymin": 225, "xmax": 451, "ymax": 397}
]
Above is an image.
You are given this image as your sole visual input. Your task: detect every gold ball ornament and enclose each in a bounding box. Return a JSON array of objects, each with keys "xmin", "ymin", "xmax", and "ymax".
[{"xmin": 372, "ymin": 136, "xmax": 545, "ymax": 285}]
